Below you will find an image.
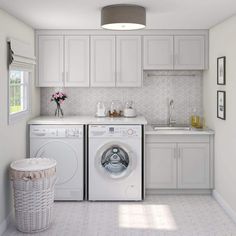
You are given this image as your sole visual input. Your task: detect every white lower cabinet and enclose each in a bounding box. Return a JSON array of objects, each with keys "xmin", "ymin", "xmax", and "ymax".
[
  {"xmin": 178, "ymin": 143, "xmax": 210, "ymax": 189},
  {"xmin": 146, "ymin": 136, "xmax": 213, "ymax": 190},
  {"xmin": 146, "ymin": 143, "xmax": 177, "ymax": 189}
]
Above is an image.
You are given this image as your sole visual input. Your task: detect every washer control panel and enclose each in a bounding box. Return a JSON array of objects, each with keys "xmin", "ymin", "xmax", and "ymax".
[
  {"xmin": 30, "ymin": 125, "xmax": 83, "ymax": 138},
  {"xmin": 89, "ymin": 125, "xmax": 142, "ymax": 138}
]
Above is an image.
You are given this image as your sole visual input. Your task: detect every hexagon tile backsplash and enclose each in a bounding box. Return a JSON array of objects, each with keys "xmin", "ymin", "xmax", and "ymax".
[{"xmin": 40, "ymin": 71, "xmax": 203, "ymax": 124}]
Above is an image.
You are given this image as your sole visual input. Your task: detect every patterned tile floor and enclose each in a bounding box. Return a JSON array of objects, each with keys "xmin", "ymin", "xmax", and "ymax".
[{"xmin": 4, "ymin": 195, "xmax": 236, "ymax": 236}]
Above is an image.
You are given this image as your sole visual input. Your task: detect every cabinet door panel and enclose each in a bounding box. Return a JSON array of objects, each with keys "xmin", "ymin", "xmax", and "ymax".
[
  {"xmin": 116, "ymin": 36, "xmax": 142, "ymax": 87},
  {"xmin": 143, "ymin": 36, "xmax": 174, "ymax": 70},
  {"xmin": 38, "ymin": 36, "xmax": 64, "ymax": 87},
  {"xmin": 178, "ymin": 143, "xmax": 210, "ymax": 189},
  {"xmin": 174, "ymin": 36, "xmax": 205, "ymax": 70},
  {"xmin": 146, "ymin": 143, "xmax": 177, "ymax": 189},
  {"xmin": 65, "ymin": 36, "xmax": 89, "ymax": 87},
  {"xmin": 90, "ymin": 36, "xmax": 116, "ymax": 87}
]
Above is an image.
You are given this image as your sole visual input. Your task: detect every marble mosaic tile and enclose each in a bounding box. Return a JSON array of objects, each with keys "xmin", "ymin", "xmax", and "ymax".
[{"xmin": 40, "ymin": 71, "xmax": 203, "ymax": 124}]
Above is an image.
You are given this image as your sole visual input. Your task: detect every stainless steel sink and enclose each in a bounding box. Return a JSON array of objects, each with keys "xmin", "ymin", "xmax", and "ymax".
[{"xmin": 151, "ymin": 124, "xmax": 191, "ymax": 131}]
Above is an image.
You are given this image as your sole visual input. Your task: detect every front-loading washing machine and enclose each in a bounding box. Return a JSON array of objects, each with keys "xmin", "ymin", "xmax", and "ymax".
[
  {"xmin": 30, "ymin": 125, "xmax": 84, "ymax": 201},
  {"xmin": 88, "ymin": 125, "xmax": 143, "ymax": 201}
]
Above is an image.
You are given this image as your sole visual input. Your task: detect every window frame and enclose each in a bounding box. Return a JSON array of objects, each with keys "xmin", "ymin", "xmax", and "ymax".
[{"xmin": 8, "ymin": 65, "xmax": 31, "ymax": 124}]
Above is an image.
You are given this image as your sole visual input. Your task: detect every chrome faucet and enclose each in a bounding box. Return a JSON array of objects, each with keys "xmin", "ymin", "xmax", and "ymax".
[{"xmin": 168, "ymin": 99, "xmax": 176, "ymax": 126}]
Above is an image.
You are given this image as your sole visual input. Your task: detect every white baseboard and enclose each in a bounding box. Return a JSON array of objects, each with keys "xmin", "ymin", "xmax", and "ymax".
[
  {"xmin": 146, "ymin": 189, "xmax": 212, "ymax": 195},
  {"xmin": 0, "ymin": 212, "xmax": 13, "ymax": 236},
  {"xmin": 213, "ymin": 190, "xmax": 236, "ymax": 224}
]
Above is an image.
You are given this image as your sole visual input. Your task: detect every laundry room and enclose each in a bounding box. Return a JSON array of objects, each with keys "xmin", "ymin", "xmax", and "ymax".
[{"xmin": 0, "ymin": 1, "xmax": 236, "ymax": 235}]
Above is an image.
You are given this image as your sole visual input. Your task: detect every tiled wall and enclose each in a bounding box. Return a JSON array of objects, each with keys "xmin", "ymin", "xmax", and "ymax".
[{"xmin": 41, "ymin": 71, "xmax": 203, "ymax": 124}]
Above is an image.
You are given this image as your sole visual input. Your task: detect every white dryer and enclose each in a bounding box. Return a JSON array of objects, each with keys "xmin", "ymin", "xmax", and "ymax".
[
  {"xmin": 30, "ymin": 125, "xmax": 84, "ymax": 201},
  {"xmin": 88, "ymin": 125, "xmax": 143, "ymax": 201}
]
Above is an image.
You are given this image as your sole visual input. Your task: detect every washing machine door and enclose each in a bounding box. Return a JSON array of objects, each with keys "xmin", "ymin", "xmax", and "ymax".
[
  {"xmin": 32, "ymin": 140, "xmax": 78, "ymax": 186},
  {"xmin": 96, "ymin": 142, "xmax": 136, "ymax": 179}
]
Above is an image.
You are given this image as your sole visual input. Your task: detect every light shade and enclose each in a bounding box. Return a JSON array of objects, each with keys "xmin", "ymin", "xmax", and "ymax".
[{"xmin": 101, "ymin": 4, "xmax": 146, "ymax": 30}]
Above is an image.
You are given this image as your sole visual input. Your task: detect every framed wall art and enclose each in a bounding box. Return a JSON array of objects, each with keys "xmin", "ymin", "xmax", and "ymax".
[
  {"xmin": 217, "ymin": 56, "xmax": 226, "ymax": 85},
  {"xmin": 217, "ymin": 90, "xmax": 226, "ymax": 120}
]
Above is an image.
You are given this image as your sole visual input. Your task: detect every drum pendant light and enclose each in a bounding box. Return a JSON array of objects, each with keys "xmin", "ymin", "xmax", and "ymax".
[{"xmin": 101, "ymin": 4, "xmax": 146, "ymax": 30}]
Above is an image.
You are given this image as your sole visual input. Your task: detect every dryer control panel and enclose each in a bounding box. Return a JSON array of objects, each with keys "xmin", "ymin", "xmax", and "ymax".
[
  {"xmin": 30, "ymin": 125, "xmax": 83, "ymax": 138},
  {"xmin": 89, "ymin": 125, "xmax": 142, "ymax": 138}
]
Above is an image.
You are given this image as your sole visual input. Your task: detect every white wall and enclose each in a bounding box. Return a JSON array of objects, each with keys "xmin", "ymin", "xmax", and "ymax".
[
  {"xmin": 204, "ymin": 15, "xmax": 236, "ymax": 212},
  {"xmin": 0, "ymin": 9, "xmax": 40, "ymax": 227}
]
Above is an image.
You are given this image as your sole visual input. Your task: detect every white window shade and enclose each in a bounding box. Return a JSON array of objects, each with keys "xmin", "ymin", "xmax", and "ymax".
[{"xmin": 8, "ymin": 38, "xmax": 36, "ymax": 69}]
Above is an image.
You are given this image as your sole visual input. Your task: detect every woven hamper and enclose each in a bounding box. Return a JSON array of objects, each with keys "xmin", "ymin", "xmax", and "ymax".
[{"xmin": 10, "ymin": 158, "xmax": 56, "ymax": 233}]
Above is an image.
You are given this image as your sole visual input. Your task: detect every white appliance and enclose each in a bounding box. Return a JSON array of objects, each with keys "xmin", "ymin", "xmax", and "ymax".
[
  {"xmin": 30, "ymin": 125, "xmax": 84, "ymax": 201},
  {"xmin": 88, "ymin": 125, "xmax": 143, "ymax": 201}
]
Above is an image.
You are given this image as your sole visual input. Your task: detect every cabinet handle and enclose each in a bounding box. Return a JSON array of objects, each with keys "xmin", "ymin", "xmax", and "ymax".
[
  {"xmin": 175, "ymin": 54, "xmax": 178, "ymax": 65},
  {"xmin": 66, "ymin": 71, "xmax": 69, "ymax": 82},
  {"xmin": 62, "ymin": 72, "xmax": 65, "ymax": 87}
]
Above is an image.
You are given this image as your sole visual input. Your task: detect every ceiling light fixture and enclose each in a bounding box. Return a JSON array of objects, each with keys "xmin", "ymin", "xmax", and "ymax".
[{"xmin": 101, "ymin": 4, "xmax": 146, "ymax": 30}]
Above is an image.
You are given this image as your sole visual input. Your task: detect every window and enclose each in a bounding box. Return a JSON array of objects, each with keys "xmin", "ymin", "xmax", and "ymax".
[{"xmin": 9, "ymin": 68, "xmax": 30, "ymax": 123}]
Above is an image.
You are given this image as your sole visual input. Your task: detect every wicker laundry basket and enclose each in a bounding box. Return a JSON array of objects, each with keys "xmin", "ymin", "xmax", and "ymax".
[{"xmin": 10, "ymin": 158, "xmax": 57, "ymax": 233}]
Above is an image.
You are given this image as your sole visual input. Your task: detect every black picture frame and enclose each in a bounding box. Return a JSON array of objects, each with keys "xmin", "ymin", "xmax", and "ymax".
[
  {"xmin": 217, "ymin": 90, "xmax": 226, "ymax": 120},
  {"xmin": 217, "ymin": 56, "xmax": 226, "ymax": 85}
]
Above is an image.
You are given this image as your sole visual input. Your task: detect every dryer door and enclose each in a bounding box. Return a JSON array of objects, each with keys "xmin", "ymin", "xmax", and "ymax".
[
  {"xmin": 32, "ymin": 140, "xmax": 78, "ymax": 186},
  {"xmin": 96, "ymin": 142, "xmax": 136, "ymax": 179}
]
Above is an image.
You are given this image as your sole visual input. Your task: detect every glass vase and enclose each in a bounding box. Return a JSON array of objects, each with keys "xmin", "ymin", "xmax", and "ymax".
[{"xmin": 55, "ymin": 103, "xmax": 64, "ymax": 117}]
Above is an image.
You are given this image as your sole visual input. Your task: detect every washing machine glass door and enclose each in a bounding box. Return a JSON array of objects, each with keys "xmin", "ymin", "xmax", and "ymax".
[
  {"xmin": 98, "ymin": 143, "xmax": 135, "ymax": 179},
  {"xmin": 34, "ymin": 140, "xmax": 78, "ymax": 185}
]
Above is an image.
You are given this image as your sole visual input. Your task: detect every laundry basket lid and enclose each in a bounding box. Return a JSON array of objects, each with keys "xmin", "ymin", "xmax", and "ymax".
[{"xmin": 10, "ymin": 158, "xmax": 56, "ymax": 171}]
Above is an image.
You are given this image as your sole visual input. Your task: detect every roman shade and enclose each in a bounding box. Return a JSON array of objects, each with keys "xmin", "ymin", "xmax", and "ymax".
[{"xmin": 8, "ymin": 38, "xmax": 36, "ymax": 69}]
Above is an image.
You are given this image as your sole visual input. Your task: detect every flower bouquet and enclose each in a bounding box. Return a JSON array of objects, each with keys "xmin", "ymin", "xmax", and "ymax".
[{"xmin": 51, "ymin": 91, "xmax": 67, "ymax": 117}]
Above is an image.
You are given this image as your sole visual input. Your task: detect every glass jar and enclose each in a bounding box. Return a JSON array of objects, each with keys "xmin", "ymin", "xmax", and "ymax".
[{"xmin": 109, "ymin": 100, "xmax": 123, "ymax": 117}]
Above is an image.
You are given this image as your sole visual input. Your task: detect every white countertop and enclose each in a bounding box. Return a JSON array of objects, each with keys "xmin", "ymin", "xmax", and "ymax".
[
  {"xmin": 28, "ymin": 116, "xmax": 148, "ymax": 125},
  {"xmin": 145, "ymin": 125, "xmax": 214, "ymax": 135},
  {"xmin": 28, "ymin": 117, "xmax": 214, "ymax": 135}
]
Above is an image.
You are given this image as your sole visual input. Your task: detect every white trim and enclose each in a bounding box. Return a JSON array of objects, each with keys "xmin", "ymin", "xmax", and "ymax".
[
  {"xmin": 8, "ymin": 69, "xmax": 31, "ymax": 125},
  {"xmin": 213, "ymin": 190, "xmax": 236, "ymax": 224},
  {"xmin": 0, "ymin": 212, "xmax": 13, "ymax": 236},
  {"xmin": 36, "ymin": 29, "xmax": 209, "ymax": 36},
  {"xmin": 146, "ymin": 189, "xmax": 212, "ymax": 195},
  {"xmin": 8, "ymin": 109, "xmax": 30, "ymax": 125}
]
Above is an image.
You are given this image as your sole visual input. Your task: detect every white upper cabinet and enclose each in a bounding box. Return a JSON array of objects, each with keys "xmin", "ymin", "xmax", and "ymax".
[
  {"xmin": 38, "ymin": 35, "xmax": 64, "ymax": 87},
  {"xmin": 178, "ymin": 143, "xmax": 210, "ymax": 189},
  {"xmin": 64, "ymin": 36, "xmax": 90, "ymax": 87},
  {"xmin": 37, "ymin": 35, "xmax": 90, "ymax": 87},
  {"xmin": 174, "ymin": 36, "xmax": 205, "ymax": 70},
  {"xmin": 116, "ymin": 36, "xmax": 142, "ymax": 87},
  {"xmin": 90, "ymin": 36, "xmax": 116, "ymax": 87},
  {"xmin": 143, "ymin": 36, "xmax": 174, "ymax": 70},
  {"xmin": 143, "ymin": 35, "xmax": 206, "ymax": 70},
  {"xmin": 36, "ymin": 31, "xmax": 208, "ymax": 87}
]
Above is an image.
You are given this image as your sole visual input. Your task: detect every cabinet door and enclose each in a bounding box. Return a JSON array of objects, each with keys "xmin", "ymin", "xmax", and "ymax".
[
  {"xmin": 143, "ymin": 36, "xmax": 174, "ymax": 70},
  {"xmin": 90, "ymin": 36, "xmax": 116, "ymax": 87},
  {"xmin": 146, "ymin": 143, "xmax": 177, "ymax": 189},
  {"xmin": 38, "ymin": 35, "xmax": 64, "ymax": 87},
  {"xmin": 64, "ymin": 36, "xmax": 89, "ymax": 87},
  {"xmin": 116, "ymin": 36, "xmax": 142, "ymax": 87},
  {"xmin": 178, "ymin": 143, "xmax": 210, "ymax": 189},
  {"xmin": 174, "ymin": 36, "xmax": 205, "ymax": 70}
]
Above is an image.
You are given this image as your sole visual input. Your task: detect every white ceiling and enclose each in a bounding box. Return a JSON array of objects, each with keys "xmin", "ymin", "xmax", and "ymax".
[{"xmin": 0, "ymin": 0, "xmax": 236, "ymax": 29}]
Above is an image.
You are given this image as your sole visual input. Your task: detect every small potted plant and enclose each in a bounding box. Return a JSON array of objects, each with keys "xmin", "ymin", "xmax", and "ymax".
[{"xmin": 51, "ymin": 91, "xmax": 67, "ymax": 117}]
